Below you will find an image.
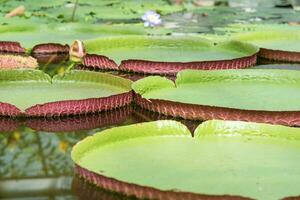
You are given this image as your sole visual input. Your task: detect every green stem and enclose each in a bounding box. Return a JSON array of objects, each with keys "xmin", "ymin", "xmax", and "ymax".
[
  {"xmin": 71, "ymin": 0, "xmax": 79, "ymax": 22},
  {"xmin": 66, "ymin": 62, "xmax": 75, "ymax": 72}
]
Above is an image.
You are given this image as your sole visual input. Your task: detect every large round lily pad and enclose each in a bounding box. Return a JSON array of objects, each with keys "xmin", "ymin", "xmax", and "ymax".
[
  {"xmin": 0, "ymin": 69, "xmax": 132, "ymax": 117},
  {"xmin": 72, "ymin": 120, "xmax": 300, "ymax": 200},
  {"xmin": 0, "ymin": 23, "xmax": 170, "ymax": 48},
  {"xmin": 133, "ymin": 69, "xmax": 300, "ymax": 126},
  {"xmin": 233, "ymin": 31, "xmax": 300, "ymax": 62},
  {"xmin": 83, "ymin": 36, "xmax": 258, "ymax": 75}
]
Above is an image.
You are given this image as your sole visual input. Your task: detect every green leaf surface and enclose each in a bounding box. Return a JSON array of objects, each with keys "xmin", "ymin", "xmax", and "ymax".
[
  {"xmin": 0, "ymin": 69, "xmax": 132, "ymax": 111},
  {"xmin": 215, "ymin": 23, "xmax": 300, "ymax": 34},
  {"xmin": 232, "ymin": 31, "xmax": 300, "ymax": 52},
  {"xmin": 133, "ymin": 69, "xmax": 300, "ymax": 111},
  {"xmin": 72, "ymin": 120, "xmax": 300, "ymax": 200},
  {"xmin": 203, "ymin": 24, "xmax": 300, "ymax": 50},
  {"xmin": 85, "ymin": 36, "xmax": 258, "ymax": 64},
  {"xmin": 0, "ymin": 23, "xmax": 169, "ymax": 48}
]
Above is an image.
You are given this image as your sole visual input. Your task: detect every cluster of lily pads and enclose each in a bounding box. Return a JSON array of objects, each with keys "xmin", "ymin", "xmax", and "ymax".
[{"xmin": 1, "ymin": 22, "xmax": 300, "ymax": 199}]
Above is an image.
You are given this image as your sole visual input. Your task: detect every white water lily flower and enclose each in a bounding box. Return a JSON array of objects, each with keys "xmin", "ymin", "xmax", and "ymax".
[
  {"xmin": 142, "ymin": 10, "xmax": 162, "ymax": 27},
  {"xmin": 243, "ymin": 7, "xmax": 256, "ymax": 13}
]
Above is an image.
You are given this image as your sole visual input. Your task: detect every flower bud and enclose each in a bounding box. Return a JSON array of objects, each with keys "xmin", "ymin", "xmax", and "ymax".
[{"xmin": 69, "ymin": 40, "xmax": 86, "ymax": 62}]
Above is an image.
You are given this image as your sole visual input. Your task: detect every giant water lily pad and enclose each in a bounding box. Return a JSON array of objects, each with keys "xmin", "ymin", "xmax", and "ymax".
[
  {"xmin": 72, "ymin": 120, "xmax": 300, "ymax": 200},
  {"xmin": 0, "ymin": 23, "xmax": 169, "ymax": 48},
  {"xmin": 0, "ymin": 69, "xmax": 132, "ymax": 117},
  {"xmin": 83, "ymin": 36, "xmax": 258, "ymax": 75},
  {"xmin": 133, "ymin": 69, "xmax": 300, "ymax": 126},
  {"xmin": 233, "ymin": 31, "xmax": 300, "ymax": 62}
]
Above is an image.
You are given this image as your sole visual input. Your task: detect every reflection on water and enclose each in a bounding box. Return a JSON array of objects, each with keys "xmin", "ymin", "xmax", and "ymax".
[
  {"xmin": 0, "ymin": 105, "xmax": 201, "ymax": 199},
  {"xmin": 0, "ymin": 106, "xmax": 140, "ymax": 199},
  {"xmin": 72, "ymin": 176, "xmax": 138, "ymax": 200},
  {"xmin": 0, "ymin": 106, "xmax": 134, "ymax": 133}
]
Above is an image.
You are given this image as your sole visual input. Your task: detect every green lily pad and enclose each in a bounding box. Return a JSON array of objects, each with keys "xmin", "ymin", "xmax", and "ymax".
[
  {"xmin": 0, "ymin": 23, "xmax": 169, "ymax": 48},
  {"xmin": 215, "ymin": 23, "xmax": 300, "ymax": 34},
  {"xmin": 85, "ymin": 36, "xmax": 258, "ymax": 64},
  {"xmin": 72, "ymin": 120, "xmax": 300, "ymax": 200},
  {"xmin": 133, "ymin": 69, "xmax": 300, "ymax": 111},
  {"xmin": 0, "ymin": 69, "xmax": 132, "ymax": 116},
  {"xmin": 132, "ymin": 69, "xmax": 300, "ymax": 126},
  {"xmin": 233, "ymin": 31, "xmax": 300, "ymax": 52},
  {"xmin": 205, "ymin": 25, "xmax": 300, "ymax": 56}
]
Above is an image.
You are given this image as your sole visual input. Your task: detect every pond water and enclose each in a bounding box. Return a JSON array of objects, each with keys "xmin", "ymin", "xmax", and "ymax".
[{"xmin": 0, "ymin": 0, "xmax": 299, "ymax": 199}]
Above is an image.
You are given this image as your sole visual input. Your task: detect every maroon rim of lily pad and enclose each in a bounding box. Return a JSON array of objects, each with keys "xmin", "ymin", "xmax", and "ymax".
[
  {"xmin": 135, "ymin": 94, "xmax": 300, "ymax": 127},
  {"xmin": 82, "ymin": 53, "xmax": 257, "ymax": 76},
  {"xmin": 82, "ymin": 54, "xmax": 118, "ymax": 70},
  {"xmin": 74, "ymin": 164, "xmax": 250, "ymax": 200},
  {"xmin": 259, "ymin": 48, "xmax": 300, "ymax": 63},
  {"xmin": 0, "ymin": 92, "xmax": 132, "ymax": 117},
  {"xmin": 26, "ymin": 106, "xmax": 132, "ymax": 132},
  {"xmin": 0, "ymin": 102, "xmax": 22, "ymax": 117},
  {"xmin": 0, "ymin": 41, "xmax": 25, "ymax": 54},
  {"xmin": 31, "ymin": 43, "xmax": 70, "ymax": 54}
]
